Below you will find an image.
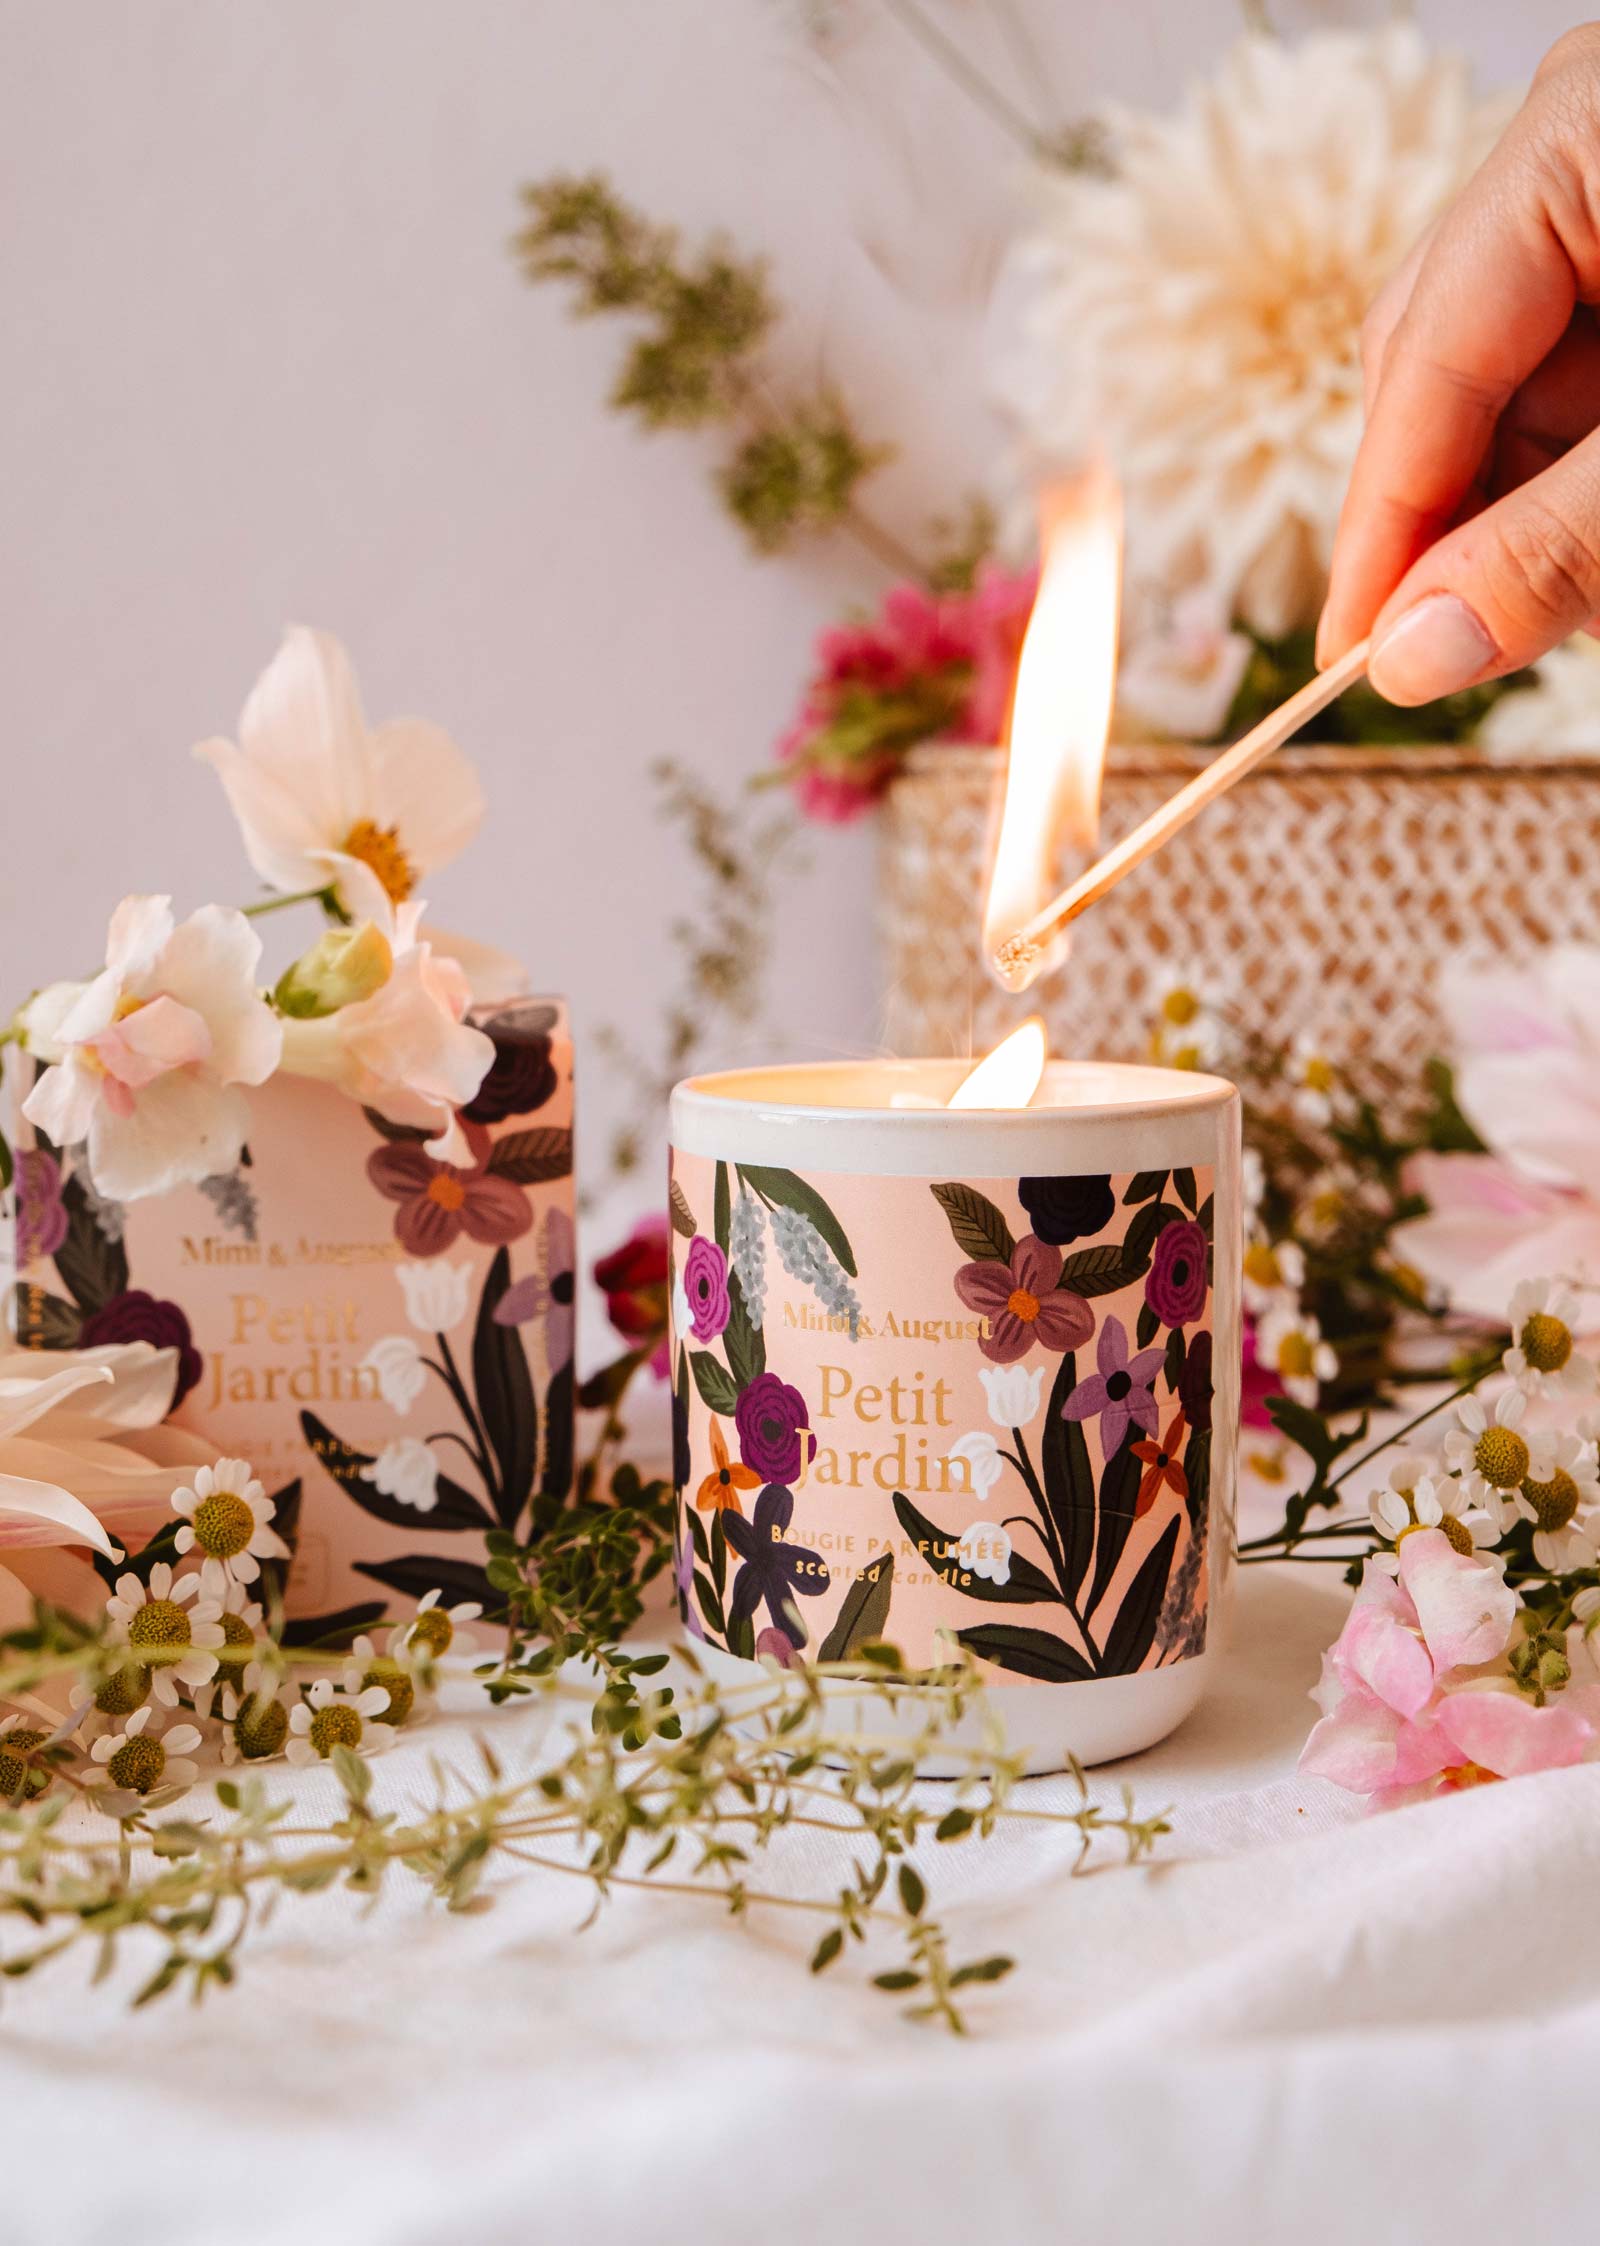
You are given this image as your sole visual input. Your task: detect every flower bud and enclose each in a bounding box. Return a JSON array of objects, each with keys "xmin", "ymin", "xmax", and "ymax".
[{"xmin": 274, "ymin": 924, "xmax": 392, "ymax": 1019}]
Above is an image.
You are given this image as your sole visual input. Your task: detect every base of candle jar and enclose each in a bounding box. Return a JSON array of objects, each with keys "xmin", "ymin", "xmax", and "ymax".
[{"xmin": 687, "ymin": 1637, "xmax": 1214, "ymax": 1775}]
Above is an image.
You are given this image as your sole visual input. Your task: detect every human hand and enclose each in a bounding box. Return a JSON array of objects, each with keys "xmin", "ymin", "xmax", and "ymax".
[{"xmin": 1319, "ymin": 25, "xmax": 1600, "ymax": 704}]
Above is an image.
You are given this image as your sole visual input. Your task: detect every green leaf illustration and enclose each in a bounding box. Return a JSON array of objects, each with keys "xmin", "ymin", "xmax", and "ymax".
[
  {"xmin": 299, "ymin": 1412, "xmax": 493, "ymax": 1533},
  {"xmin": 956, "ymin": 1623, "xmax": 1097, "ymax": 1683},
  {"xmin": 1164, "ymin": 1325, "xmax": 1186, "ymax": 1394},
  {"xmin": 736, "ymin": 1164, "xmax": 857, "ymax": 1277},
  {"xmin": 928, "ymin": 1181, "xmax": 1015, "ymax": 1265},
  {"xmin": 280, "ymin": 1602, "xmax": 388, "ymax": 1651},
  {"xmin": 1055, "ymin": 1243, "xmax": 1144, "ymax": 1298},
  {"xmin": 1123, "ymin": 1198, "xmax": 1184, "ymax": 1269},
  {"xmin": 1122, "ymin": 1170, "xmax": 1168, "ymax": 1205},
  {"xmin": 473, "ymin": 1247, "xmax": 538, "ymax": 1527},
  {"xmin": 723, "ymin": 1266, "xmax": 765, "ymax": 1389},
  {"xmin": 1085, "ymin": 1436, "xmax": 1143, "ymax": 1625},
  {"xmin": 690, "ymin": 1351, "xmax": 740, "ymax": 1416},
  {"xmin": 818, "ymin": 1548, "xmax": 895, "ymax": 1662},
  {"xmin": 354, "ymin": 1554, "xmax": 498, "ymax": 1614},
  {"xmin": 485, "ymin": 1128, "xmax": 572, "ymax": 1184},
  {"xmin": 1100, "ymin": 1516, "xmax": 1180, "ymax": 1675},
  {"xmin": 1185, "ymin": 1426, "xmax": 1212, "ymax": 1538},
  {"xmin": 1135, "ymin": 1301, "xmax": 1160, "ymax": 1350},
  {"xmin": 539, "ymin": 1360, "xmax": 575, "ymax": 1507},
  {"xmin": 668, "ymin": 1179, "xmax": 697, "ymax": 1238},
  {"xmin": 714, "ymin": 1161, "xmax": 732, "ymax": 1254},
  {"xmin": 51, "ymin": 1170, "xmax": 129, "ymax": 1314},
  {"xmin": 1174, "ymin": 1166, "xmax": 1199, "ymax": 1214},
  {"xmin": 891, "ymin": 1492, "xmax": 1059, "ymax": 1605},
  {"xmin": 1039, "ymin": 1351, "xmax": 1096, "ymax": 1600}
]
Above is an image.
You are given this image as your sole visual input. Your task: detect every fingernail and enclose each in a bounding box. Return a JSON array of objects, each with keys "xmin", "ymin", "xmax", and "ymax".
[{"xmin": 1368, "ymin": 593, "xmax": 1497, "ymax": 706}]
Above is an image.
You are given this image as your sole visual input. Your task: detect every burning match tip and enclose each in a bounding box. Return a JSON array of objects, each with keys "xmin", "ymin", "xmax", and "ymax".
[{"xmin": 992, "ymin": 933, "xmax": 1040, "ymax": 993}]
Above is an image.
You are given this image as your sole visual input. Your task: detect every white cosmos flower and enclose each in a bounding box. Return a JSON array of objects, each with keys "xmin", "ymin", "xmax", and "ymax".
[
  {"xmin": 956, "ymin": 1521, "xmax": 1012, "ymax": 1586},
  {"xmin": 1503, "ymin": 1278, "xmax": 1598, "ymax": 1397},
  {"xmin": 87, "ymin": 1704, "xmax": 204, "ymax": 1798},
  {"xmin": 945, "ymin": 1431, "xmax": 1004, "ymax": 1502},
  {"xmin": 19, "ymin": 895, "xmax": 281, "ymax": 1201},
  {"xmin": 362, "ymin": 1334, "xmax": 427, "ymax": 1417},
  {"xmin": 1513, "ymin": 1431, "xmax": 1600, "ymax": 1573},
  {"xmin": 194, "ymin": 626, "xmax": 484, "ymax": 929},
  {"xmin": 171, "ymin": 1457, "xmax": 289, "ymax": 1598},
  {"xmin": 1443, "ymin": 1389, "xmax": 1531, "ymax": 1516},
  {"xmin": 285, "ymin": 1675, "xmax": 393, "ymax": 1767},
  {"xmin": 103, "ymin": 1562, "xmax": 224, "ymax": 1707},
  {"xmin": 977, "ymin": 1363, "xmax": 1044, "ymax": 1428},
  {"xmin": 396, "ymin": 1260, "xmax": 472, "ymax": 1335},
  {"xmin": 362, "ymin": 1437, "xmax": 439, "ymax": 1513}
]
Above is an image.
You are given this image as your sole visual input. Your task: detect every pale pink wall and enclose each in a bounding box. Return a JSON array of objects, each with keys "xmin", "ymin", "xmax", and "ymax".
[{"xmin": 0, "ymin": 1, "xmax": 1577, "ymax": 1220}]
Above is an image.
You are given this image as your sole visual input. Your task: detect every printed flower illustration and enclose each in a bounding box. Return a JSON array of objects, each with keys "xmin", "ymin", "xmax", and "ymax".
[
  {"xmin": 946, "ymin": 1430, "xmax": 1004, "ymax": 1501},
  {"xmin": 1145, "ymin": 1219, "xmax": 1209, "ymax": 1327},
  {"xmin": 683, "ymin": 1236, "xmax": 732, "ymax": 1343},
  {"xmin": 462, "ymin": 1025, "xmax": 557, "ymax": 1125},
  {"xmin": 1179, "ymin": 1329, "xmax": 1215, "ymax": 1434},
  {"xmin": 755, "ymin": 1628, "xmax": 799, "ymax": 1668},
  {"xmin": 734, "ymin": 1373, "xmax": 816, "ymax": 1485},
  {"xmin": 1130, "ymin": 1410, "xmax": 1189, "ymax": 1517},
  {"xmin": 697, "ymin": 1418, "xmax": 760, "ymax": 1515},
  {"xmin": 1017, "ymin": 1174, "xmax": 1115, "ymax": 1246},
  {"xmin": 20, "ymin": 895, "xmax": 281, "ymax": 1201},
  {"xmin": 978, "ymin": 1362, "xmax": 1044, "ymax": 1428},
  {"xmin": 595, "ymin": 1216, "xmax": 671, "ymax": 1378},
  {"xmin": 492, "ymin": 1209, "xmax": 577, "ymax": 1374},
  {"xmin": 954, "ymin": 1236, "xmax": 1094, "ymax": 1365},
  {"xmin": 1060, "ymin": 1316, "xmax": 1163, "ymax": 1453},
  {"xmin": 361, "ymin": 1436, "xmax": 439, "ymax": 1513},
  {"xmin": 396, "ymin": 1260, "xmax": 472, "ymax": 1334},
  {"xmin": 369, "ymin": 1120, "xmax": 532, "ymax": 1257},
  {"xmin": 170, "ymin": 1457, "xmax": 289, "ymax": 1597},
  {"xmin": 956, "ymin": 1521, "xmax": 1013, "ymax": 1585},
  {"xmin": 195, "ymin": 625, "xmax": 484, "ymax": 927},
  {"xmin": 14, "ymin": 1149, "xmax": 68, "ymax": 1266},
  {"xmin": 78, "ymin": 1291, "xmax": 204, "ymax": 1407},
  {"xmin": 724, "ymin": 1484, "xmax": 828, "ymax": 1646},
  {"xmin": 362, "ymin": 1334, "xmax": 426, "ymax": 1416}
]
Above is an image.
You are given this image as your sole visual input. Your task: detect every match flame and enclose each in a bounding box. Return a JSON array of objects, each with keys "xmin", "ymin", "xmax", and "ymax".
[
  {"xmin": 982, "ymin": 460, "xmax": 1122, "ymax": 971},
  {"xmin": 947, "ymin": 1016, "xmax": 1047, "ymax": 1110}
]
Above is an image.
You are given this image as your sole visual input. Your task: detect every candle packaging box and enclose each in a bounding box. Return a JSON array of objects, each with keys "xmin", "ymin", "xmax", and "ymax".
[{"xmin": 11, "ymin": 999, "xmax": 575, "ymax": 1634}]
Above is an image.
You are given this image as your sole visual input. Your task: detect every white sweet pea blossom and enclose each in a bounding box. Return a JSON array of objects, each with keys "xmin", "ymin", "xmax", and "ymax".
[
  {"xmin": 396, "ymin": 1260, "xmax": 472, "ymax": 1335},
  {"xmin": 362, "ymin": 1437, "xmax": 439, "ymax": 1513},
  {"xmin": 956, "ymin": 1521, "xmax": 1012, "ymax": 1586},
  {"xmin": 19, "ymin": 895, "xmax": 281, "ymax": 1201},
  {"xmin": 977, "ymin": 1363, "xmax": 1044, "ymax": 1428},
  {"xmin": 362, "ymin": 1335, "xmax": 427, "ymax": 1416},
  {"xmin": 195, "ymin": 626, "xmax": 484, "ymax": 929},
  {"xmin": 945, "ymin": 1430, "xmax": 1004, "ymax": 1502}
]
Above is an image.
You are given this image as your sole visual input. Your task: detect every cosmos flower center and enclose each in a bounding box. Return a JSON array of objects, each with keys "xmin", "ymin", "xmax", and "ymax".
[
  {"xmin": 308, "ymin": 1704, "xmax": 363, "ymax": 1757},
  {"xmin": 1007, "ymin": 1287, "xmax": 1041, "ymax": 1325},
  {"xmin": 107, "ymin": 1737, "xmax": 165, "ymax": 1793},
  {"xmin": 340, "ymin": 818, "xmax": 415, "ymax": 904},
  {"xmin": 1520, "ymin": 1313, "xmax": 1573, "ymax": 1374},
  {"xmin": 1522, "ymin": 1467, "xmax": 1580, "ymax": 1532},
  {"xmin": 1474, "ymin": 1427, "xmax": 1529, "ymax": 1491},
  {"xmin": 128, "ymin": 1598, "xmax": 192, "ymax": 1650},
  {"xmin": 193, "ymin": 1490, "xmax": 253, "ymax": 1558},
  {"xmin": 427, "ymin": 1174, "xmax": 468, "ymax": 1212}
]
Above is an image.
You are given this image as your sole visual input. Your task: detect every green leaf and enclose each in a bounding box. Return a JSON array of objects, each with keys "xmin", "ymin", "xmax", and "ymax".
[
  {"xmin": 898, "ymin": 1864, "xmax": 926, "ymax": 1917},
  {"xmin": 950, "ymin": 1955, "xmax": 1014, "ymax": 1986},
  {"xmin": 1100, "ymin": 1517, "xmax": 1180, "ymax": 1676},
  {"xmin": 1163, "ymin": 1325, "xmax": 1186, "ymax": 1395},
  {"xmin": 928, "ymin": 1181, "xmax": 1015, "ymax": 1266},
  {"xmin": 1122, "ymin": 1171, "xmax": 1167, "ymax": 1205},
  {"xmin": 299, "ymin": 1412, "xmax": 491, "ymax": 1532},
  {"xmin": 669, "ymin": 1179, "xmax": 697, "ymax": 1238},
  {"xmin": 1123, "ymin": 1198, "xmax": 1184, "ymax": 1269},
  {"xmin": 811, "ymin": 1928, "xmax": 844, "ymax": 1974},
  {"xmin": 1055, "ymin": 1243, "xmax": 1144, "ymax": 1298},
  {"xmin": 1173, "ymin": 1166, "xmax": 1199, "ymax": 1214},
  {"xmin": 723, "ymin": 1267, "xmax": 765, "ymax": 1388},
  {"xmin": 737, "ymin": 1164, "xmax": 857, "ymax": 1276},
  {"xmin": 485, "ymin": 1128, "xmax": 572, "ymax": 1184},
  {"xmin": 50, "ymin": 1170, "xmax": 129, "ymax": 1314},
  {"xmin": 935, "ymin": 1807, "xmax": 975, "ymax": 1840},
  {"xmin": 956, "ymin": 1623, "xmax": 1097, "ymax": 1682},
  {"xmin": 891, "ymin": 1493, "xmax": 1059, "ymax": 1605},
  {"xmin": 689, "ymin": 1351, "xmax": 740, "ymax": 1416},
  {"xmin": 818, "ymin": 1548, "xmax": 894, "ymax": 1662},
  {"xmin": 1085, "ymin": 1437, "xmax": 1143, "ymax": 1625},
  {"xmin": 1135, "ymin": 1302, "xmax": 1159, "ymax": 1351},
  {"xmin": 1039, "ymin": 1352, "xmax": 1096, "ymax": 1601},
  {"xmin": 873, "ymin": 1969, "xmax": 922, "ymax": 1992},
  {"xmin": 714, "ymin": 1162, "xmax": 732, "ymax": 1255},
  {"xmin": 473, "ymin": 1248, "xmax": 538, "ymax": 1527}
]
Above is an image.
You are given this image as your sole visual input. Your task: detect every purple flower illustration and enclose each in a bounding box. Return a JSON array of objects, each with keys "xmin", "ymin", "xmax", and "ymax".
[
  {"xmin": 756, "ymin": 1627, "xmax": 799, "ymax": 1668},
  {"xmin": 1180, "ymin": 1328, "xmax": 1215, "ymax": 1434},
  {"xmin": 491, "ymin": 1208, "xmax": 576, "ymax": 1371},
  {"xmin": 1060, "ymin": 1316, "xmax": 1163, "ymax": 1452},
  {"xmin": 14, "ymin": 1150, "xmax": 68, "ymax": 1266},
  {"xmin": 735, "ymin": 1372, "xmax": 816, "ymax": 1485},
  {"xmin": 462, "ymin": 1029, "xmax": 557, "ymax": 1124},
  {"xmin": 78, "ymin": 1290, "xmax": 203, "ymax": 1408},
  {"xmin": 1146, "ymin": 1219, "xmax": 1208, "ymax": 1327},
  {"xmin": 1018, "ymin": 1173, "xmax": 1114, "ymax": 1247},
  {"xmin": 683, "ymin": 1235, "xmax": 731, "ymax": 1342},
  {"xmin": 725, "ymin": 1484, "xmax": 828, "ymax": 1646}
]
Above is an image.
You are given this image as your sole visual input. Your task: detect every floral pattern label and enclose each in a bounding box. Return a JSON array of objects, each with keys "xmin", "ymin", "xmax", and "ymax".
[{"xmin": 667, "ymin": 1155, "xmax": 1217, "ymax": 1684}]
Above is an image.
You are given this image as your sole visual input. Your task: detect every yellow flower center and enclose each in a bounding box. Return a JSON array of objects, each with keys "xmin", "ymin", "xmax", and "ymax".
[
  {"xmin": 1007, "ymin": 1287, "xmax": 1041, "ymax": 1325},
  {"xmin": 1277, "ymin": 1332, "xmax": 1315, "ymax": 1379},
  {"xmin": 128, "ymin": 1598, "xmax": 192, "ymax": 1651},
  {"xmin": 1160, "ymin": 987, "xmax": 1201, "ymax": 1027},
  {"xmin": 1522, "ymin": 1467, "xmax": 1580, "ymax": 1532},
  {"xmin": 1441, "ymin": 1761, "xmax": 1498, "ymax": 1791},
  {"xmin": 1520, "ymin": 1312, "xmax": 1573, "ymax": 1375},
  {"xmin": 0, "ymin": 1730, "xmax": 49, "ymax": 1801},
  {"xmin": 362, "ymin": 1659, "xmax": 415, "ymax": 1725},
  {"xmin": 193, "ymin": 1490, "xmax": 253, "ymax": 1559},
  {"xmin": 308, "ymin": 1703, "xmax": 362, "ymax": 1757},
  {"xmin": 1243, "ymin": 1241, "xmax": 1281, "ymax": 1288},
  {"xmin": 95, "ymin": 1661, "xmax": 151, "ymax": 1716},
  {"xmin": 427, "ymin": 1174, "xmax": 467, "ymax": 1212},
  {"xmin": 107, "ymin": 1736, "xmax": 165, "ymax": 1793},
  {"xmin": 1395, "ymin": 1515, "xmax": 1475, "ymax": 1558},
  {"xmin": 216, "ymin": 1611, "xmax": 256, "ymax": 1675},
  {"xmin": 1302, "ymin": 1056, "xmax": 1335, "ymax": 1094},
  {"xmin": 1474, "ymin": 1427, "xmax": 1530, "ymax": 1491},
  {"xmin": 235, "ymin": 1695, "xmax": 289, "ymax": 1761},
  {"xmin": 408, "ymin": 1607, "xmax": 454, "ymax": 1657},
  {"xmin": 340, "ymin": 819, "xmax": 416, "ymax": 904}
]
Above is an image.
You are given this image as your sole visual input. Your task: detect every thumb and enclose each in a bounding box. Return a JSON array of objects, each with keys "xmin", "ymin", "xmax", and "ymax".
[{"xmin": 1366, "ymin": 430, "xmax": 1600, "ymax": 705}]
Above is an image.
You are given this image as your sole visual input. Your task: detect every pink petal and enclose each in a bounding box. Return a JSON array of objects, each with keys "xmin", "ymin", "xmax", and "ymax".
[
  {"xmin": 954, "ymin": 1262, "xmax": 1015, "ymax": 1317},
  {"xmin": 1337, "ymin": 1600, "xmax": 1435, "ymax": 1720},
  {"xmin": 1012, "ymin": 1236, "xmax": 1064, "ymax": 1294},
  {"xmin": 92, "ymin": 995, "xmax": 213, "ymax": 1088},
  {"xmin": 1033, "ymin": 1292, "xmax": 1094, "ymax": 1353},
  {"xmin": 1435, "ymin": 1685, "xmax": 1594, "ymax": 1778},
  {"xmin": 1396, "ymin": 1530, "xmax": 1517, "ymax": 1674},
  {"xmin": 460, "ymin": 1175, "xmax": 534, "ymax": 1246}
]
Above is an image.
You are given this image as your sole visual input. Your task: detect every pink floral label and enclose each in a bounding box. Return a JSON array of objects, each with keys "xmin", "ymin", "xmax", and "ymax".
[{"xmin": 667, "ymin": 1156, "xmax": 1216, "ymax": 1683}]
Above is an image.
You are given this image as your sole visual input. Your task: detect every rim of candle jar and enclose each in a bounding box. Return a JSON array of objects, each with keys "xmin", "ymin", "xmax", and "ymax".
[{"xmin": 670, "ymin": 1060, "xmax": 1240, "ymax": 1177}]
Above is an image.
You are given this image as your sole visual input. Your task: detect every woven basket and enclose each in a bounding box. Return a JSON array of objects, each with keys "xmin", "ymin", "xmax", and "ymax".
[{"xmin": 879, "ymin": 742, "xmax": 1600, "ymax": 1083}]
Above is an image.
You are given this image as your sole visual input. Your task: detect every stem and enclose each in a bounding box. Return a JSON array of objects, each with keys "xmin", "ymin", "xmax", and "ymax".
[
  {"xmin": 840, "ymin": 501, "xmax": 927, "ymax": 582},
  {"xmin": 238, "ymin": 886, "xmax": 335, "ymax": 920},
  {"xmin": 884, "ymin": 0, "xmax": 1049, "ymax": 156},
  {"xmin": 1325, "ymin": 1375, "xmax": 1480, "ymax": 1495},
  {"xmin": 427, "ymin": 1338, "xmax": 500, "ymax": 1509},
  {"xmin": 1004, "ymin": 1428, "xmax": 1101, "ymax": 1674}
]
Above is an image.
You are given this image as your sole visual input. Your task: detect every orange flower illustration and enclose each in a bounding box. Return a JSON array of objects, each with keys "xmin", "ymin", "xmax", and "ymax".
[
  {"xmin": 696, "ymin": 1417, "xmax": 761, "ymax": 1516},
  {"xmin": 1130, "ymin": 1408, "xmax": 1189, "ymax": 1518}
]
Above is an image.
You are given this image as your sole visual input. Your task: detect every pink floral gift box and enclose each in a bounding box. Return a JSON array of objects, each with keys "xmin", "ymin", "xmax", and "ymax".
[{"xmin": 12, "ymin": 999, "xmax": 575, "ymax": 1637}]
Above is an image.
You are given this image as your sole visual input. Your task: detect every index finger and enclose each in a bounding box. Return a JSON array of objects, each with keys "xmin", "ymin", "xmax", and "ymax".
[{"xmin": 1318, "ymin": 136, "xmax": 1578, "ymax": 663}]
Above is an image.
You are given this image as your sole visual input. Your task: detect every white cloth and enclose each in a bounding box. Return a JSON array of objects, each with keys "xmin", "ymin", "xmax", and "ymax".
[{"xmin": 3, "ymin": 1562, "xmax": 1592, "ymax": 2246}]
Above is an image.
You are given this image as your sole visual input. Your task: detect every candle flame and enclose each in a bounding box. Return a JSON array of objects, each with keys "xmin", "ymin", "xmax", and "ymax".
[
  {"xmin": 947, "ymin": 1016, "xmax": 1047, "ymax": 1110},
  {"xmin": 982, "ymin": 461, "xmax": 1122, "ymax": 975}
]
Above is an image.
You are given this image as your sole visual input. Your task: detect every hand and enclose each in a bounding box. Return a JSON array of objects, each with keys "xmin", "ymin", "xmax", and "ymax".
[{"xmin": 1319, "ymin": 25, "xmax": 1600, "ymax": 705}]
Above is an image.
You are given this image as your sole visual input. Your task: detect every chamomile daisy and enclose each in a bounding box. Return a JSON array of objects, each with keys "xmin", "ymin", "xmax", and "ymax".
[
  {"xmin": 87, "ymin": 1705, "xmax": 203, "ymax": 1797},
  {"xmin": 1503, "ymin": 1280, "xmax": 1598, "ymax": 1397},
  {"xmin": 103, "ymin": 1564, "xmax": 224, "ymax": 1705},
  {"xmin": 1444, "ymin": 1389, "xmax": 1532, "ymax": 1516},
  {"xmin": 1513, "ymin": 1431, "xmax": 1600, "ymax": 1571},
  {"xmin": 0, "ymin": 1712, "xmax": 54, "ymax": 1801},
  {"xmin": 1256, "ymin": 1305, "xmax": 1337, "ymax": 1406},
  {"xmin": 192, "ymin": 1583, "xmax": 269, "ymax": 1723},
  {"xmin": 228, "ymin": 1683, "xmax": 292, "ymax": 1764},
  {"xmin": 171, "ymin": 1457, "xmax": 289, "ymax": 1597},
  {"xmin": 285, "ymin": 1676, "xmax": 392, "ymax": 1767},
  {"xmin": 342, "ymin": 1634, "xmax": 416, "ymax": 1727},
  {"xmin": 1368, "ymin": 1456, "xmax": 1497, "ymax": 1567},
  {"xmin": 389, "ymin": 1587, "xmax": 482, "ymax": 1662},
  {"xmin": 1242, "ymin": 1235, "xmax": 1305, "ymax": 1317}
]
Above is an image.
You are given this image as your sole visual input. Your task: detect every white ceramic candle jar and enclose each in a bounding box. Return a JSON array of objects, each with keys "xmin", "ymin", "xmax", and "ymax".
[{"xmin": 667, "ymin": 1061, "xmax": 1241, "ymax": 1771}]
